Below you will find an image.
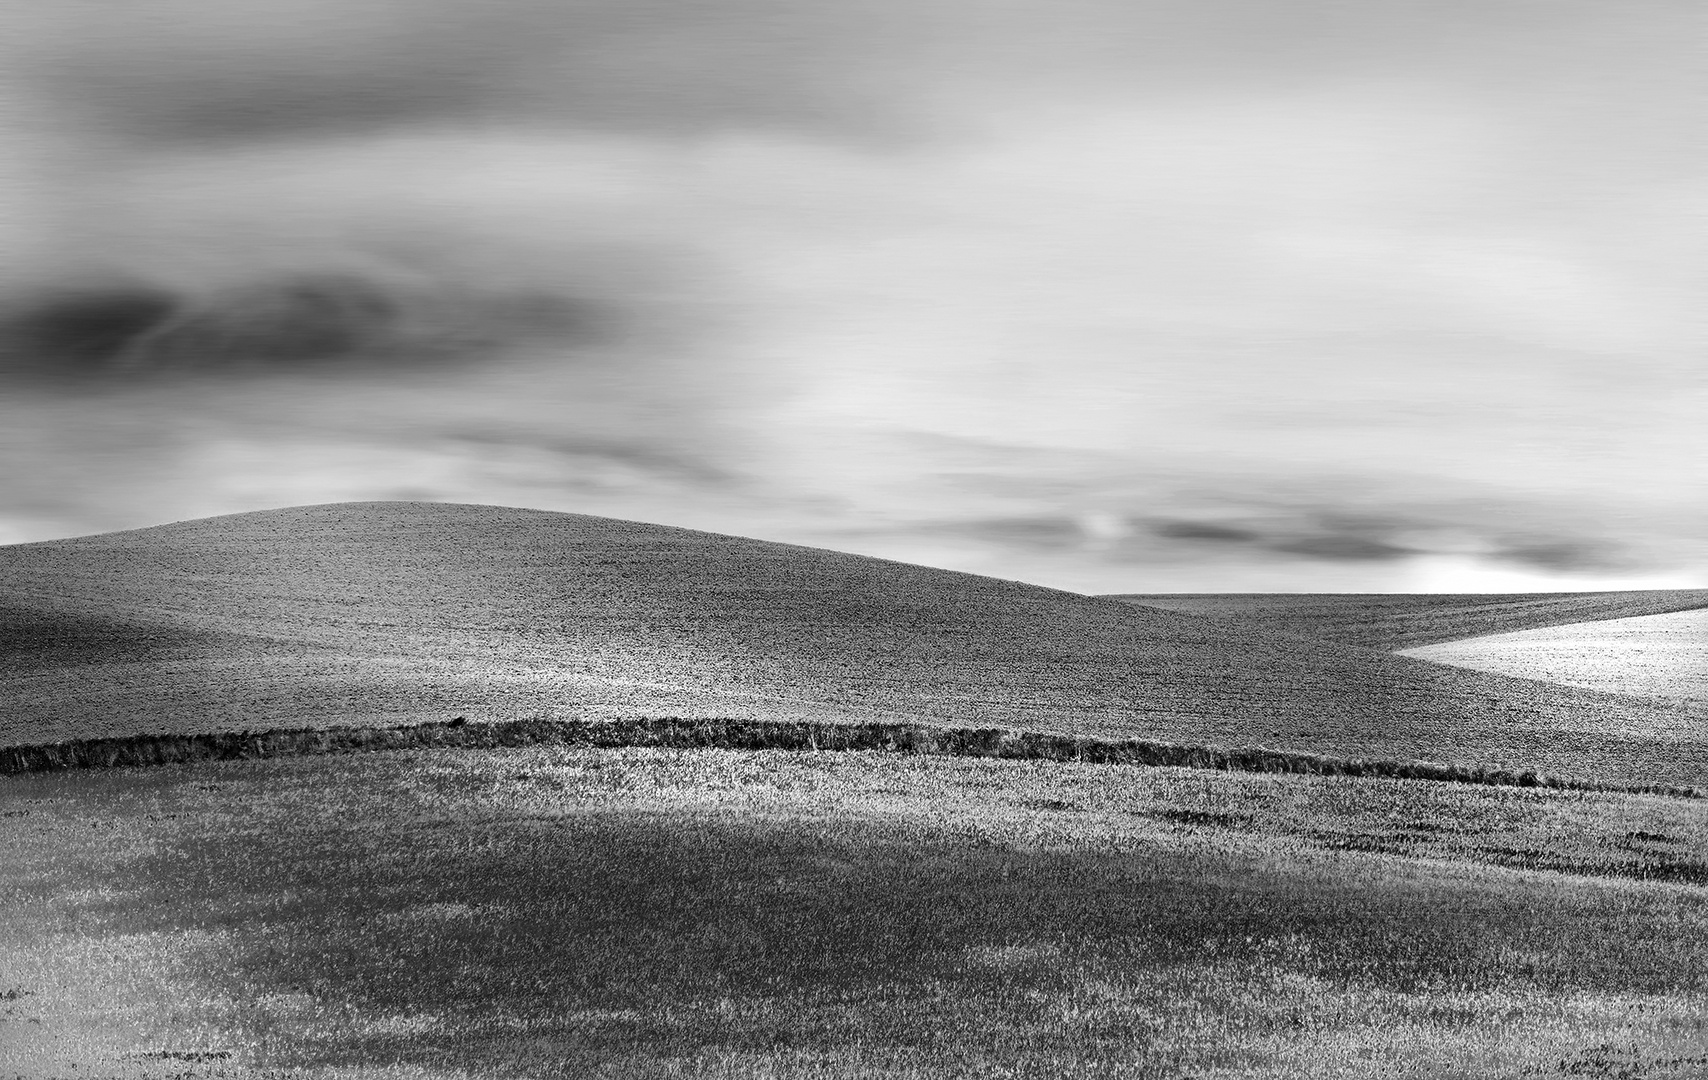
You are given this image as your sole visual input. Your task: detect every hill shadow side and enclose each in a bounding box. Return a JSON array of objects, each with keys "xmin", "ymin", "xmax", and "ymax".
[{"xmin": 0, "ymin": 606, "xmax": 232, "ymax": 673}]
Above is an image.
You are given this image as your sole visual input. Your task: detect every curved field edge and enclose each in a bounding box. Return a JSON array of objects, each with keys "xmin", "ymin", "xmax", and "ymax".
[
  {"xmin": 3, "ymin": 715, "xmax": 1699, "ymax": 799},
  {"xmin": 1399, "ymin": 607, "xmax": 1708, "ymax": 707},
  {"xmin": 1106, "ymin": 590, "xmax": 1708, "ymax": 651}
]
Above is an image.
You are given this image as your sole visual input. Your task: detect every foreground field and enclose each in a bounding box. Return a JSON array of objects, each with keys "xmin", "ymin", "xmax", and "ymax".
[
  {"xmin": 4, "ymin": 747, "xmax": 1706, "ymax": 1079},
  {"xmin": 1403, "ymin": 608, "xmax": 1708, "ymax": 708},
  {"xmin": 6, "ymin": 502, "xmax": 1705, "ymax": 789}
]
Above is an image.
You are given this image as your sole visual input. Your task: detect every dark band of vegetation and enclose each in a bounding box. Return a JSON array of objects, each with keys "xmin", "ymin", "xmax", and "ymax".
[{"xmin": 0, "ymin": 717, "xmax": 1699, "ymax": 798}]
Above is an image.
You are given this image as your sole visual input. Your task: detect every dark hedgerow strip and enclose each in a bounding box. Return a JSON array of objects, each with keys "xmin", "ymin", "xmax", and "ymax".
[{"xmin": 0, "ymin": 717, "xmax": 1700, "ymax": 798}]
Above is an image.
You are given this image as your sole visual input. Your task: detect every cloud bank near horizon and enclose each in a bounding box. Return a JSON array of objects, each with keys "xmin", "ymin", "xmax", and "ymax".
[{"xmin": 0, "ymin": 0, "xmax": 1703, "ymax": 591}]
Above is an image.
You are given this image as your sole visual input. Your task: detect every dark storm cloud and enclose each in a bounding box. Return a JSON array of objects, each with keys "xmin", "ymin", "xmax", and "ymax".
[
  {"xmin": 976, "ymin": 514, "xmax": 1421, "ymax": 563},
  {"xmin": 129, "ymin": 274, "xmax": 410, "ymax": 371},
  {"xmin": 26, "ymin": 0, "xmax": 1702, "ymax": 158},
  {"xmin": 880, "ymin": 515, "xmax": 1095, "ymax": 552},
  {"xmin": 5, "ymin": 2, "xmax": 1364, "ymax": 143},
  {"xmin": 807, "ymin": 436, "xmax": 1702, "ymax": 589},
  {"xmin": 21, "ymin": 0, "xmax": 922, "ymax": 149},
  {"xmin": 1267, "ymin": 535, "xmax": 1416, "ymax": 562},
  {"xmin": 1491, "ymin": 539, "xmax": 1634, "ymax": 574},
  {"xmin": 1142, "ymin": 505, "xmax": 1664, "ymax": 573},
  {"xmin": 862, "ymin": 509, "xmax": 1428, "ymax": 563},
  {"xmin": 0, "ymin": 281, "xmax": 184, "ymax": 376},
  {"xmin": 1150, "ymin": 521, "xmax": 1262, "ymax": 544},
  {"xmin": 0, "ymin": 276, "xmax": 395, "ymax": 379},
  {"xmin": 0, "ymin": 273, "xmax": 607, "ymax": 381}
]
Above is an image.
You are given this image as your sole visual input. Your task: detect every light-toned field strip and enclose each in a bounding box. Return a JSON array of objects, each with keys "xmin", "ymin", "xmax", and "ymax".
[
  {"xmin": 1401, "ymin": 608, "xmax": 1708, "ymax": 706},
  {"xmin": 1110, "ymin": 590, "xmax": 1708, "ymax": 651}
]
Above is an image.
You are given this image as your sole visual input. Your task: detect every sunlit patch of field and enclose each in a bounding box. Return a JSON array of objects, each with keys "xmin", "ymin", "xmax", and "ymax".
[
  {"xmin": 3, "ymin": 748, "xmax": 1706, "ymax": 1079},
  {"xmin": 1402, "ymin": 608, "xmax": 1708, "ymax": 708},
  {"xmin": 1111, "ymin": 591, "xmax": 1708, "ymax": 651}
]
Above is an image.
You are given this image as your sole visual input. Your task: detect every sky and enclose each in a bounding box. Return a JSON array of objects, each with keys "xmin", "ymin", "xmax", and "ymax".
[{"xmin": 0, "ymin": 0, "xmax": 1703, "ymax": 593}]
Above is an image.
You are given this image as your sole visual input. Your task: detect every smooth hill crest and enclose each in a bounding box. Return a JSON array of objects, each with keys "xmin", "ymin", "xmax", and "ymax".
[{"xmin": 3, "ymin": 501, "xmax": 1703, "ymax": 788}]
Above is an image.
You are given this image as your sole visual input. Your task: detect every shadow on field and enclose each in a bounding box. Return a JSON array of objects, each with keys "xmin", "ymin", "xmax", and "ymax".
[
  {"xmin": 0, "ymin": 605, "xmax": 231, "ymax": 673},
  {"xmin": 105, "ymin": 804, "xmax": 1708, "ymax": 1074}
]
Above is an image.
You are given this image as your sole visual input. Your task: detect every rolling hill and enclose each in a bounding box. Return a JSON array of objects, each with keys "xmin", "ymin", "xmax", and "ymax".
[
  {"xmin": 1105, "ymin": 590, "xmax": 1708, "ymax": 651},
  {"xmin": 3, "ymin": 501, "xmax": 1704, "ymax": 787}
]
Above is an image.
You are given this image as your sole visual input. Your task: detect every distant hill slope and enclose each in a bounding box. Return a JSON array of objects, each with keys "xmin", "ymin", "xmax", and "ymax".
[
  {"xmin": 1104, "ymin": 591, "xmax": 1708, "ymax": 651},
  {"xmin": 2, "ymin": 502, "xmax": 1703, "ymax": 787},
  {"xmin": 1402, "ymin": 608, "xmax": 1708, "ymax": 707}
]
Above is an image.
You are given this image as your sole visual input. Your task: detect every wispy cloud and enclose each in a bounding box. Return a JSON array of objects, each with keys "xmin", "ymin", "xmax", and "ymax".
[{"xmin": 0, "ymin": 1, "xmax": 1702, "ymax": 590}]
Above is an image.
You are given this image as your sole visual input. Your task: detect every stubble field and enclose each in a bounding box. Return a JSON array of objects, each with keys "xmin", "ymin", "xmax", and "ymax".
[
  {"xmin": 4, "ymin": 746, "xmax": 1706, "ymax": 1079},
  {"xmin": 1402, "ymin": 608, "xmax": 1708, "ymax": 707}
]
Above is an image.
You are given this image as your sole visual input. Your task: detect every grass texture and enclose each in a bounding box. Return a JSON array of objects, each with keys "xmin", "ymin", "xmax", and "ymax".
[
  {"xmin": 1108, "ymin": 591, "xmax": 1708, "ymax": 651},
  {"xmin": 4, "ymin": 502, "xmax": 1704, "ymax": 788},
  {"xmin": 3, "ymin": 747, "xmax": 1706, "ymax": 1079}
]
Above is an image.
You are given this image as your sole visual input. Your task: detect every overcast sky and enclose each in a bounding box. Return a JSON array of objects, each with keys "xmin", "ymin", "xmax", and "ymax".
[{"xmin": 1, "ymin": 0, "xmax": 1703, "ymax": 592}]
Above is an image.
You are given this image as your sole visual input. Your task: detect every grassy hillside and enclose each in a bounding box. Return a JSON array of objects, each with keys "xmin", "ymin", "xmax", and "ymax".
[
  {"xmin": 1403, "ymin": 608, "xmax": 1708, "ymax": 707},
  {"xmin": 1106, "ymin": 590, "xmax": 1708, "ymax": 650},
  {"xmin": 4, "ymin": 747, "xmax": 1706, "ymax": 1079},
  {"xmin": 4, "ymin": 502, "xmax": 1704, "ymax": 787}
]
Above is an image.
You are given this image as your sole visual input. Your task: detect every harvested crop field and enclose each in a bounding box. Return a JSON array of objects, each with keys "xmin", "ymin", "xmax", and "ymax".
[
  {"xmin": 4, "ymin": 746, "xmax": 1707, "ymax": 1079},
  {"xmin": 1402, "ymin": 608, "xmax": 1708, "ymax": 707},
  {"xmin": 4, "ymin": 502, "xmax": 1704, "ymax": 788},
  {"xmin": 5, "ymin": 502, "xmax": 1706, "ymax": 1078},
  {"xmin": 1106, "ymin": 590, "xmax": 1708, "ymax": 651}
]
